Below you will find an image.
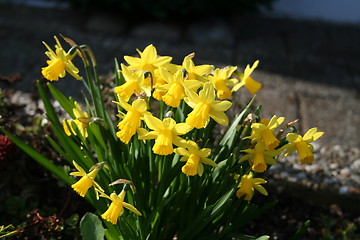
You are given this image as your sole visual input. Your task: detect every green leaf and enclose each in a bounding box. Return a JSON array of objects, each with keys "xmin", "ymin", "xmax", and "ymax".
[
  {"xmin": 213, "ymin": 96, "xmax": 256, "ymax": 162},
  {"xmin": 48, "ymin": 83, "xmax": 76, "ymax": 118},
  {"xmin": 211, "ymin": 187, "xmax": 236, "ymax": 215},
  {"xmin": 46, "ymin": 135, "xmax": 66, "ymax": 156},
  {"xmin": 289, "ymin": 220, "xmax": 310, "ymax": 240},
  {"xmin": 231, "ymin": 234, "xmax": 270, "ymax": 240},
  {"xmin": 219, "ymin": 96, "xmax": 255, "ymax": 147},
  {"xmin": 80, "ymin": 212, "xmax": 105, "ymax": 240},
  {"xmin": 105, "ymin": 229, "xmax": 123, "ymax": 240},
  {"xmin": 37, "ymin": 80, "xmax": 61, "ymax": 125},
  {"xmin": 256, "ymin": 236, "xmax": 270, "ymax": 240},
  {"xmin": 88, "ymin": 122, "xmax": 107, "ymax": 150},
  {"xmin": 1, "ymin": 127, "xmax": 73, "ymax": 186}
]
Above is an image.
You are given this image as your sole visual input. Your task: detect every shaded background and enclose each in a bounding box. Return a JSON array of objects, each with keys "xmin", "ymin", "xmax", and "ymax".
[
  {"xmin": 1, "ymin": 0, "xmax": 360, "ymax": 238},
  {"xmin": 1, "ymin": 0, "xmax": 359, "ymax": 146}
]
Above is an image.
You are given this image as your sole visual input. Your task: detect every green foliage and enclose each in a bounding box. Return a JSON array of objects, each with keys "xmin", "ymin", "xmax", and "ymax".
[
  {"xmin": 290, "ymin": 220, "xmax": 311, "ymax": 240},
  {"xmin": 0, "ymin": 224, "xmax": 18, "ymax": 238},
  {"xmin": 2, "ymin": 36, "xmax": 320, "ymax": 239},
  {"xmin": 80, "ymin": 212, "xmax": 105, "ymax": 240},
  {"xmin": 319, "ymin": 215, "xmax": 359, "ymax": 240}
]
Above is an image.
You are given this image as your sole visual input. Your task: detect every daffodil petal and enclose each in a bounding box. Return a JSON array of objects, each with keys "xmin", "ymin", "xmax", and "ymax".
[
  {"xmin": 286, "ymin": 133, "xmax": 302, "ymax": 143},
  {"xmin": 154, "ymin": 56, "xmax": 173, "ymax": 67},
  {"xmin": 197, "ymin": 163, "xmax": 204, "ymax": 176},
  {"xmin": 201, "ymin": 157, "xmax": 218, "ymax": 167},
  {"xmin": 173, "ymin": 123, "xmax": 193, "ymax": 135},
  {"xmin": 174, "ymin": 147, "xmax": 190, "ymax": 156},
  {"xmin": 253, "ymin": 184, "xmax": 268, "ymax": 196},
  {"xmin": 211, "ymin": 100, "xmax": 232, "ymax": 112},
  {"xmin": 141, "ymin": 44, "xmax": 157, "ymax": 63},
  {"xmin": 138, "ymin": 131, "xmax": 158, "ymax": 140},
  {"xmin": 194, "ymin": 65, "xmax": 213, "ymax": 76},
  {"xmin": 209, "ymin": 111, "xmax": 229, "ymax": 126},
  {"xmin": 132, "ymin": 99, "xmax": 147, "ymax": 112},
  {"xmin": 124, "ymin": 56, "xmax": 142, "ymax": 67},
  {"xmin": 199, "ymin": 82, "xmax": 215, "ymax": 102},
  {"xmin": 144, "ymin": 115, "xmax": 163, "ymax": 130},
  {"xmin": 123, "ymin": 202, "xmax": 142, "ymax": 216},
  {"xmin": 199, "ymin": 148, "xmax": 211, "ymax": 157}
]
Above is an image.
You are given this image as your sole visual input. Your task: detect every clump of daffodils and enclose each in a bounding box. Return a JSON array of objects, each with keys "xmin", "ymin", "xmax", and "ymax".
[{"xmin": 33, "ymin": 36, "xmax": 324, "ymax": 238}]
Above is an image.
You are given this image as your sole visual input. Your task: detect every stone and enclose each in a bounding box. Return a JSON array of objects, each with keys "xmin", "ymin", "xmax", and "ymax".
[
  {"xmin": 130, "ymin": 22, "xmax": 181, "ymax": 41},
  {"xmin": 86, "ymin": 13, "xmax": 126, "ymax": 35},
  {"xmin": 187, "ymin": 20, "xmax": 234, "ymax": 47}
]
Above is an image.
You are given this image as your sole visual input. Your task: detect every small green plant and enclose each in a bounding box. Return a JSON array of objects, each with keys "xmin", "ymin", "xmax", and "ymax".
[
  {"xmin": 320, "ymin": 214, "xmax": 359, "ymax": 240},
  {"xmin": 3, "ymin": 35, "xmax": 323, "ymax": 239},
  {"xmin": 0, "ymin": 224, "xmax": 18, "ymax": 239}
]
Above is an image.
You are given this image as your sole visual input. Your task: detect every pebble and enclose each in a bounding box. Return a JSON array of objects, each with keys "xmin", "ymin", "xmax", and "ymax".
[
  {"xmin": 352, "ymin": 159, "xmax": 360, "ymax": 169},
  {"xmin": 296, "ymin": 172, "xmax": 307, "ymax": 180},
  {"xmin": 187, "ymin": 20, "xmax": 234, "ymax": 47},
  {"xmin": 329, "ymin": 163, "xmax": 339, "ymax": 169},
  {"xmin": 268, "ymin": 143, "xmax": 360, "ymax": 198},
  {"xmin": 339, "ymin": 186, "xmax": 349, "ymax": 195},
  {"xmin": 131, "ymin": 22, "xmax": 181, "ymax": 41},
  {"xmin": 339, "ymin": 168, "xmax": 351, "ymax": 176}
]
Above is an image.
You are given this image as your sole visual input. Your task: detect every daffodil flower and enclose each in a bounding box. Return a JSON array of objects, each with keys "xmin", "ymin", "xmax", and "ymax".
[
  {"xmin": 236, "ymin": 173, "xmax": 268, "ymax": 200},
  {"xmin": 62, "ymin": 101, "xmax": 90, "ymax": 138},
  {"xmin": 182, "ymin": 54, "xmax": 213, "ymax": 82},
  {"xmin": 247, "ymin": 115, "xmax": 284, "ymax": 150},
  {"xmin": 114, "ymin": 98, "xmax": 150, "ymax": 144},
  {"xmin": 283, "ymin": 128, "xmax": 324, "ymax": 164},
  {"xmin": 101, "ymin": 190, "xmax": 142, "ymax": 225},
  {"xmin": 152, "ymin": 68, "xmax": 168, "ymax": 101},
  {"xmin": 138, "ymin": 115, "xmax": 193, "ymax": 155},
  {"xmin": 114, "ymin": 64, "xmax": 151, "ymax": 101},
  {"xmin": 174, "ymin": 140, "xmax": 217, "ymax": 176},
  {"xmin": 124, "ymin": 44, "xmax": 172, "ymax": 74},
  {"xmin": 41, "ymin": 36, "xmax": 81, "ymax": 81},
  {"xmin": 208, "ymin": 66, "xmax": 238, "ymax": 99},
  {"xmin": 232, "ymin": 60, "xmax": 262, "ymax": 94},
  {"xmin": 159, "ymin": 68, "xmax": 202, "ymax": 108},
  {"xmin": 239, "ymin": 143, "xmax": 280, "ymax": 173},
  {"xmin": 184, "ymin": 82, "xmax": 232, "ymax": 129},
  {"xmin": 70, "ymin": 161, "xmax": 104, "ymax": 199}
]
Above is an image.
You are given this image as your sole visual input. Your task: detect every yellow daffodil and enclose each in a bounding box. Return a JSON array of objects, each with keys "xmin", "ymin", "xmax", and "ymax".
[
  {"xmin": 239, "ymin": 143, "xmax": 280, "ymax": 173},
  {"xmin": 236, "ymin": 173, "xmax": 268, "ymax": 200},
  {"xmin": 232, "ymin": 60, "xmax": 262, "ymax": 94},
  {"xmin": 101, "ymin": 190, "xmax": 142, "ymax": 225},
  {"xmin": 124, "ymin": 44, "xmax": 172, "ymax": 74},
  {"xmin": 283, "ymin": 128, "xmax": 324, "ymax": 164},
  {"xmin": 174, "ymin": 140, "xmax": 217, "ymax": 176},
  {"xmin": 114, "ymin": 98, "xmax": 150, "ymax": 144},
  {"xmin": 247, "ymin": 115, "xmax": 284, "ymax": 150},
  {"xmin": 184, "ymin": 82, "xmax": 232, "ymax": 129},
  {"xmin": 152, "ymin": 68, "xmax": 168, "ymax": 101},
  {"xmin": 208, "ymin": 66, "xmax": 238, "ymax": 100},
  {"xmin": 138, "ymin": 115, "xmax": 193, "ymax": 155},
  {"xmin": 124, "ymin": 44, "xmax": 173, "ymax": 90},
  {"xmin": 182, "ymin": 54, "xmax": 213, "ymax": 82},
  {"xmin": 41, "ymin": 36, "xmax": 81, "ymax": 81},
  {"xmin": 158, "ymin": 68, "xmax": 202, "ymax": 108},
  {"xmin": 114, "ymin": 64, "xmax": 151, "ymax": 101},
  {"xmin": 63, "ymin": 102, "xmax": 90, "ymax": 138},
  {"xmin": 70, "ymin": 161, "xmax": 104, "ymax": 198}
]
